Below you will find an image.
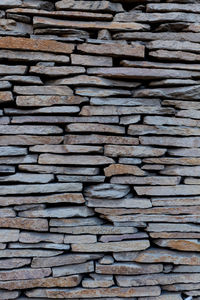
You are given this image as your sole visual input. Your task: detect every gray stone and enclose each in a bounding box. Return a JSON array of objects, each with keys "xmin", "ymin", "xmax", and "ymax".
[
  {"xmin": 39, "ymin": 154, "xmax": 114, "ymax": 165},
  {"xmin": 71, "ymin": 54, "xmax": 112, "ymax": 66},
  {"xmin": 104, "ymin": 145, "xmax": 166, "ymax": 157},
  {"xmin": 0, "ymin": 173, "xmax": 54, "ymax": 183},
  {"xmin": 0, "ymin": 229, "xmax": 19, "ymax": 242},
  {"xmin": 0, "ymin": 146, "xmax": 27, "ymax": 156},
  {"xmin": 84, "ymin": 184, "xmax": 130, "ymax": 199},
  {"xmin": 82, "ymin": 274, "xmax": 114, "ymax": 288},
  {"xmin": 53, "ymin": 261, "xmax": 94, "ymax": 277},
  {"xmin": 19, "ymin": 232, "xmax": 63, "ymax": 244}
]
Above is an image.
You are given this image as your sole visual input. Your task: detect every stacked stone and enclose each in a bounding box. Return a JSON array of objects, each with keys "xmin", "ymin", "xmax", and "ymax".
[{"xmin": 0, "ymin": 0, "xmax": 199, "ymax": 299}]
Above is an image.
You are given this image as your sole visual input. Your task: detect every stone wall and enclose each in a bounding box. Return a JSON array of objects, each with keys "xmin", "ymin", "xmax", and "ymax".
[{"xmin": 0, "ymin": 0, "xmax": 199, "ymax": 299}]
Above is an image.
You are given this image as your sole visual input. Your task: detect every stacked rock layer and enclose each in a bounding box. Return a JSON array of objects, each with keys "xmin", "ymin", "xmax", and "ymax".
[{"xmin": 0, "ymin": 0, "xmax": 199, "ymax": 299}]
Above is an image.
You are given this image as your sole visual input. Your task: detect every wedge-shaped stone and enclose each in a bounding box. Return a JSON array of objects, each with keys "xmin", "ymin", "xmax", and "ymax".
[
  {"xmin": 33, "ymin": 16, "xmax": 150, "ymax": 31},
  {"xmin": 104, "ymin": 164, "xmax": 146, "ymax": 177},
  {"xmin": 91, "ymin": 97, "xmax": 159, "ymax": 106},
  {"xmin": 0, "ymin": 50, "xmax": 69, "ymax": 63},
  {"xmin": 84, "ymin": 184, "xmax": 130, "ymax": 199},
  {"xmin": 120, "ymin": 115, "xmax": 141, "ymax": 125},
  {"xmin": 99, "ymin": 233, "xmax": 148, "ymax": 243},
  {"xmin": 16, "ymin": 95, "xmax": 87, "ymax": 107},
  {"xmin": 0, "ymin": 135, "xmax": 63, "ymax": 145},
  {"xmin": 0, "ymin": 147, "xmax": 27, "ymax": 156},
  {"xmin": 56, "ymin": 0, "xmax": 123, "ymax": 12},
  {"xmin": 140, "ymin": 137, "xmax": 200, "ymax": 148},
  {"xmin": 1, "ymin": 75, "xmax": 42, "ymax": 85},
  {"xmin": 66, "ymin": 123, "xmax": 124, "ymax": 134},
  {"xmin": 0, "ymin": 37, "xmax": 74, "ymax": 53},
  {"xmin": 52, "ymin": 226, "xmax": 135, "ymax": 235},
  {"xmin": 7, "ymin": 106, "xmax": 80, "ymax": 115},
  {"xmin": 155, "ymin": 239, "xmax": 200, "ymax": 252},
  {"xmin": 30, "ymin": 66, "xmax": 85, "ymax": 77},
  {"xmin": 71, "ymin": 54, "xmax": 112, "ymax": 66},
  {"xmin": 50, "ymin": 217, "xmax": 103, "ymax": 227},
  {"xmin": 129, "ymin": 125, "xmax": 200, "ymax": 136},
  {"xmin": 72, "ymin": 240, "xmax": 150, "ymax": 252},
  {"xmin": 80, "ymin": 105, "xmax": 174, "ymax": 116},
  {"xmin": 30, "ymin": 145, "xmax": 102, "ymax": 154},
  {"xmin": 96, "ymin": 262, "xmax": 163, "ymax": 275},
  {"xmin": 150, "ymin": 49, "xmax": 200, "ymax": 62},
  {"xmin": 19, "ymin": 206, "xmax": 93, "ymax": 218},
  {"xmin": 0, "ymin": 183, "xmax": 82, "ymax": 195},
  {"xmin": 135, "ymin": 185, "xmax": 200, "ymax": 196},
  {"xmin": 78, "ymin": 43, "xmax": 144, "ymax": 58},
  {"xmin": 51, "ymin": 76, "xmax": 139, "ymax": 89},
  {"xmin": 26, "ymin": 286, "xmax": 160, "ymax": 298},
  {"xmin": 0, "ymin": 91, "xmax": 13, "ymax": 103},
  {"xmin": 76, "ymin": 87, "xmax": 131, "ymax": 97},
  {"xmin": 65, "ymin": 134, "xmax": 138, "ymax": 145},
  {"xmin": 0, "ymin": 173, "xmax": 53, "ymax": 183},
  {"xmin": 32, "ymin": 254, "xmax": 101, "ymax": 268},
  {"xmin": 0, "ymin": 249, "xmax": 62, "ymax": 258},
  {"xmin": 104, "ymin": 145, "xmax": 166, "ymax": 157},
  {"xmin": 112, "ymin": 176, "xmax": 180, "ymax": 185},
  {"xmin": 0, "ymin": 217, "xmax": 48, "ymax": 231},
  {"xmin": 0, "ymin": 268, "xmax": 51, "ymax": 281},
  {"xmin": 0, "ymin": 125, "xmax": 62, "ymax": 135},
  {"xmin": 19, "ymin": 232, "xmax": 63, "ymax": 244},
  {"xmin": 0, "ymin": 193, "xmax": 84, "ymax": 206},
  {"xmin": 53, "ymin": 261, "xmax": 94, "ymax": 277},
  {"xmin": 82, "ymin": 274, "xmax": 114, "ymax": 288},
  {"xmin": 116, "ymin": 273, "xmax": 200, "ymax": 287},
  {"xmin": 64, "ymin": 235, "xmax": 96, "ymax": 244},
  {"xmin": 135, "ymin": 85, "xmax": 200, "ymax": 100},
  {"xmin": 163, "ymin": 100, "xmax": 200, "ymax": 110},
  {"xmin": 147, "ymin": 223, "xmax": 200, "ymax": 232},
  {"xmin": 39, "ymin": 154, "xmax": 114, "ymax": 166},
  {"xmin": 0, "ymin": 275, "xmax": 81, "ymax": 290},
  {"xmin": 87, "ymin": 67, "xmax": 197, "ymax": 79},
  {"xmin": 0, "ymin": 258, "xmax": 31, "ymax": 269},
  {"xmin": 14, "ymin": 85, "xmax": 73, "ymax": 95},
  {"xmin": 0, "ymin": 229, "xmax": 19, "ymax": 242},
  {"xmin": 87, "ymin": 198, "xmax": 152, "ymax": 209}
]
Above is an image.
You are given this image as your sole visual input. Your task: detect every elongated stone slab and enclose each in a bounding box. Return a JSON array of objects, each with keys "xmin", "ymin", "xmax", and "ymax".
[
  {"xmin": 0, "ymin": 135, "xmax": 63, "ymax": 145},
  {"xmin": 65, "ymin": 134, "xmax": 138, "ymax": 145},
  {"xmin": 72, "ymin": 240, "xmax": 150, "ymax": 252},
  {"xmin": 33, "ymin": 16, "xmax": 150, "ymax": 31},
  {"xmin": 147, "ymin": 223, "xmax": 200, "ymax": 232},
  {"xmin": 0, "ymin": 37, "xmax": 74, "ymax": 54},
  {"xmin": 82, "ymin": 274, "xmax": 114, "ymax": 288},
  {"xmin": 53, "ymin": 261, "xmax": 94, "ymax": 277},
  {"xmin": 16, "ymin": 95, "xmax": 87, "ymax": 107},
  {"xmin": 104, "ymin": 164, "xmax": 146, "ymax": 177},
  {"xmin": 0, "ymin": 0, "xmax": 22, "ymax": 8},
  {"xmin": 19, "ymin": 232, "xmax": 63, "ymax": 244},
  {"xmin": 140, "ymin": 137, "xmax": 200, "ymax": 148},
  {"xmin": 0, "ymin": 229, "xmax": 19, "ymax": 242},
  {"xmin": 91, "ymin": 97, "xmax": 159, "ymax": 106},
  {"xmin": 30, "ymin": 145, "xmax": 102, "ymax": 154},
  {"xmin": 51, "ymin": 226, "xmax": 136, "ymax": 235},
  {"xmin": 154, "ymin": 239, "xmax": 200, "ymax": 252},
  {"xmin": 0, "ymin": 249, "xmax": 62, "ymax": 258},
  {"xmin": 30, "ymin": 66, "xmax": 85, "ymax": 77},
  {"xmin": 0, "ymin": 290, "xmax": 19, "ymax": 299},
  {"xmin": 14, "ymin": 85, "xmax": 73, "ymax": 96},
  {"xmin": 25, "ymin": 286, "xmax": 161, "ymax": 298},
  {"xmin": 0, "ymin": 268, "xmax": 51, "ymax": 281},
  {"xmin": 64, "ymin": 235, "xmax": 96, "ymax": 244},
  {"xmin": 66, "ymin": 123, "xmax": 125, "ymax": 134},
  {"xmin": 56, "ymin": 0, "xmax": 123, "ymax": 13},
  {"xmin": 71, "ymin": 54, "xmax": 112, "ymax": 66},
  {"xmin": 0, "ymin": 217, "xmax": 48, "ymax": 231},
  {"xmin": 0, "ymin": 275, "xmax": 81, "ymax": 290},
  {"xmin": 32, "ymin": 254, "xmax": 101, "ymax": 268},
  {"xmin": 0, "ymin": 125, "xmax": 62, "ymax": 135},
  {"xmin": 128, "ymin": 125, "xmax": 200, "ymax": 136},
  {"xmin": 87, "ymin": 67, "xmax": 199, "ymax": 79},
  {"xmin": 96, "ymin": 262, "xmax": 163, "ymax": 275},
  {"xmin": 111, "ymin": 176, "xmax": 180, "ymax": 185},
  {"xmin": 87, "ymin": 198, "xmax": 152, "ymax": 208},
  {"xmin": 19, "ymin": 207, "xmax": 93, "ymax": 218},
  {"xmin": 84, "ymin": 184, "xmax": 130, "ymax": 199},
  {"xmin": 0, "ymin": 183, "xmax": 82, "ymax": 195},
  {"xmin": 39, "ymin": 154, "xmax": 114, "ymax": 165},
  {"xmin": 0, "ymin": 193, "xmax": 84, "ymax": 206},
  {"xmin": 0, "ymin": 146, "xmax": 27, "ymax": 156},
  {"xmin": 135, "ymin": 185, "xmax": 200, "ymax": 196},
  {"xmin": 104, "ymin": 145, "xmax": 166, "ymax": 157},
  {"xmin": 76, "ymin": 87, "xmax": 131, "ymax": 97}
]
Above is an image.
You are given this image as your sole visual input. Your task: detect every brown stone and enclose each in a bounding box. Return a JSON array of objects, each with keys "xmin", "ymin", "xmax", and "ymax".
[
  {"xmin": 104, "ymin": 145, "xmax": 166, "ymax": 157},
  {"xmin": 0, "ymin": 37, "xmax": 74, "ymax": 53},
  {"xmin": 0, "ymin": 135, "xmax": 63, "ymax": 145},
  {"xmin": 0, "ymin": 217, "xmax": 48, "ymax": 231},
  {"xmin": 65, "ymin": 134, "xmax": 138, "ymax": 145},
  {"xmin": 39, "ymin": 154, "xmax": 114, "ymax": 165},
  {"xmin": 14, "ymin": 85, "xmax": 73, "ymax": 96},
  {"xmin": 25, "ymin": 286, "xmax": 161, "ymax": 298},
  {"xmin": 104, "ymin": 164, "xmax": 146, "ymax": 177},
  {"xmin": 51, "ymin": 226, "xmax": 135, "ymax": 235},
  {"xmin": 16, "ymin": 95, "xmax": 87, "ymax": 107},
  {"xmin": 0, "ymin": 91, "xmax": 13, "ymax": 103},
  {"xmin": 0, "ymin": 275, "xmax": 81, "ymax": 290},
  {"xmin": 0, "ymin": 249, "xmax": 62, "ymax": 258},
  {"xmin": 154, "ymin": 239, "xmax": 200, "ymax": 252},
  {"xmin": 0, "ymin": 268, "xmax": 51, "ymax": 281},
  {"xmin": 66, "ymin": 123, "xmax": 125, "ymax": 134},
  {"xmin": 111, "ymin": 176, "xmax": 180, "ymax": 185}
]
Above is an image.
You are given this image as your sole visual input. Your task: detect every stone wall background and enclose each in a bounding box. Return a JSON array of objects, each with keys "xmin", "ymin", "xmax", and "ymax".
[{"xmin": 0, "ymin": 0, "xmax": 199, "ymax": 299}]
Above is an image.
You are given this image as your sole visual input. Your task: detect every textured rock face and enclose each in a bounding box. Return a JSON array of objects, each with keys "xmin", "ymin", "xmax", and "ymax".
[{"xmin": 0, "ymin": 0, "xmax": 200, "ymax": 299}]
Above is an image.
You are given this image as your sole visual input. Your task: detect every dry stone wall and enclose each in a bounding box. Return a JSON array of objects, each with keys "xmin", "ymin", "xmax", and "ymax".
[{"xmin": 0, "ymin": 0, "xmax": 199, "ymax": 299}]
